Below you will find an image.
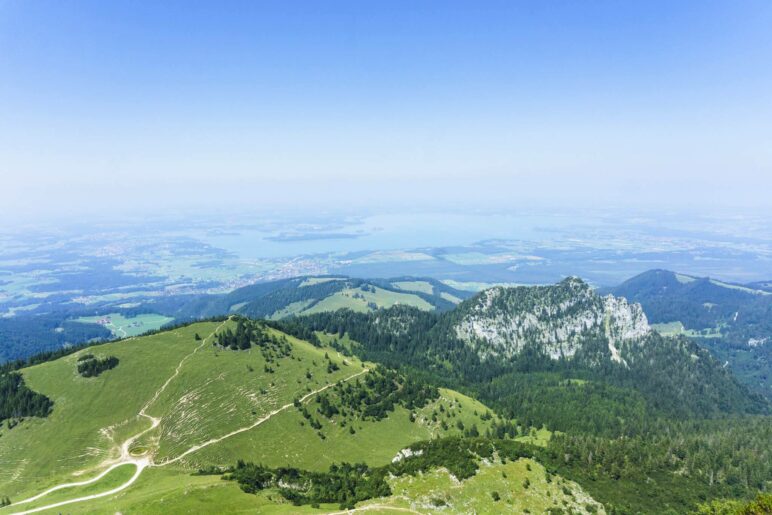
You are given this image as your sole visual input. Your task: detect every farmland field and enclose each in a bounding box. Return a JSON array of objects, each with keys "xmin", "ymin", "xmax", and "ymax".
[{"xmin": 73, "ymin": 313, "xmax": 174, "ymax": 338}]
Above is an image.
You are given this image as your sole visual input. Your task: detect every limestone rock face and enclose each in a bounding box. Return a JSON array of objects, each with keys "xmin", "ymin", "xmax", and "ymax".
[{"xmin": 453, "ymin": 277, "xmax": 650, "ymax": 364}]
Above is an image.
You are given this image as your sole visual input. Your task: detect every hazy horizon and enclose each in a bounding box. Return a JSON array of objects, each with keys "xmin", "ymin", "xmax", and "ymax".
[{"xmin": 2, "ymin": 1, "xmax": 772, "ymax": 222}]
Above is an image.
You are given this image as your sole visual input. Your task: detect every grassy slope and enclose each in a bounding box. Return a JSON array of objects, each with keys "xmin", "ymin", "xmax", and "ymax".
[
  {"xmin": 268, "ymin": 299, "xmax": 314, "ymax": 319},
  {"xmin": 190, "ymin": 387, "xmax": 500, "ymax": 471},
  {"xmin": 0, "ymin": 321, "xmax": 222, "ymax": 500},
  {"xmin": 134, "ymin": 327, "xmax": 366, "ymax": 464},
  {"xmin": 299, "ymin": 277, "xmax": 346, "ymax": 287},
  {"xmin": 361, "ymin": 457, "xmax": 604, "ymax": 514},
  {"xmin": 10, "ymin": 463, "xmax": 137, "ymax": 512},
  {"xmin": 391, "ymin": 280, "xmax": 435, "ymax": 295},
  {"xmin": 440, "ymin": 291, "xmax": 462, "ymax": 304},
  {"xmin": 315, "ymin": 331, "xmax": 361, "ymax": 354},
  {"xmin": 652, "ymin": 320, "xmax": 723, "ymax": 338},
  {"xmin": 515, "ymin": 426, "xmax": 553, "ymax": 447},
  {"xmin": 57, "ymin": 467, "xmax": 340, "ymax": 514},
  {"xmin": 301, "ymin": 286, "xmax": 434, "ymax": 316},
  {"xmin": 0, "ymin": 321, "xmax": 503, "ymax": 513}
]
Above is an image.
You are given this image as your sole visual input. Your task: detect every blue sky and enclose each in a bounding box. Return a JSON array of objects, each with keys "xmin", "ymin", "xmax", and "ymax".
[{"xmin": 1, "ymin": 1, "xmax": 771, "ymax": 219}]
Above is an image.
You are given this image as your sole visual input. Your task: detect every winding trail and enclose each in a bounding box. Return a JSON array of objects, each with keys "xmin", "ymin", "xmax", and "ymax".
[
  {"xmin": 8, "ymin": 319, "xmax": 370, "ymax": 514},
  {"xmin": 157, "ymin": 368, "xmax": 369, "ymax": 466},
  {"xmin": 7, "ymin": 462, "xmax": 140, "ymax": 508},
  {"xmin": 327, "ymin": 504, "xmax": 423, "ymax": 514},
  {"xmin": 9, "ymin": 463, "xmax": 146, "ymax": 515},
  {"xmin": 7, "ymin": 319, "xmax": 231, "ymax": 514}
]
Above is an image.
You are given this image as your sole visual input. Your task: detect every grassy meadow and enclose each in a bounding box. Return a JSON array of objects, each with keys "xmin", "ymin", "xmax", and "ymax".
[{"xmin": 0, "ymin": 320, "xmax": 516, "ymax": 513}]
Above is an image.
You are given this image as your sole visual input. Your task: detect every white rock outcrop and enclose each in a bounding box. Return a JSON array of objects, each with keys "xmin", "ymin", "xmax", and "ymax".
[
  {"xmin": 391, "ymin": 448, "xmax": 423, "ymax": 463},
  {"xmin": 454, "ymin": 278, "xmax": 650, "ymax": 364}
]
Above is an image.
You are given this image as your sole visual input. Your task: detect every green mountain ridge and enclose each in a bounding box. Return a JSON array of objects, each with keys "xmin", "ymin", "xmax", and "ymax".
[
  {"xmin": 606, "ymin": 269, "xmax": 771, "ymax": 332},
  {"xmin": 277, "ymin": 277, "xmax": 768, "ymax": 422},
  {"xmin": 158, "ymin": 276, "xmax": 472, "ymax": 322},
  {"xmin": 0, "ymin": 275, "xmax": 471, "ymax": 365},
  {"xmin": 607, "ymin": 269, "xmax": 772, "ymax": 399}
]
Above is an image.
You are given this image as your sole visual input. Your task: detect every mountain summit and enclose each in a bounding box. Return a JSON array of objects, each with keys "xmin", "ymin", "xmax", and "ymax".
[{"xmin": 454, "ymin": 277, "xmax": 649, "ymax": 364}]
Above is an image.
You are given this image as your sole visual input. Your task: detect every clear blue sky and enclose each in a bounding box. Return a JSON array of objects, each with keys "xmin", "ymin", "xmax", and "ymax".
[{"xmin": 1, "ymin": 1, "xmax": 771, "ymax": 219}]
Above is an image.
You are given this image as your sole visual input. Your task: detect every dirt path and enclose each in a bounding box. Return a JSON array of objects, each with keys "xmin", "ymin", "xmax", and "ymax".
[
  {"xmin": 8, "ymin": 319, "xmax": 230, "ymax": 514},
  {"xmin": 326, "ymin": 504, "xmax": 423, "ymax": 514},
  {"xmin": 8, "ymin": 462, "xmax": 137, "ymax": 507},
  {"xmin": 8, "ymin": 319, "xmax": 370, "ymax": 514},
  {"xmin": 157, "ymin": 367, "xmax": 369, "ymax": 466},
  {"xmin": 10, "ymin": 462, "xmax": 146, "ymax": 515}
]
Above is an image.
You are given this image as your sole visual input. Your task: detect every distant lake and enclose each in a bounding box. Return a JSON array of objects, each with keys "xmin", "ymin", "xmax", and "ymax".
[{"xmin": 195, "ymin": 211, "xmax": 589, "ymax": 259}]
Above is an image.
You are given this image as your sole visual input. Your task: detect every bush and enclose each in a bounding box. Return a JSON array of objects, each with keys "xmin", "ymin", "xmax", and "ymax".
[{"xmin": 77, "ymin": 356, "xmax": 119, "ymax": 377}]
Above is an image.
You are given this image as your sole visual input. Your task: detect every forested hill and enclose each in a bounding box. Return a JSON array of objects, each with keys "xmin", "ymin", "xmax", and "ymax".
[
  {"xmin": 0, "ymin": 276, "xmax": 471, "ymax": 364},
  {"xmin": 606, "ymin": 269, "xmax": 772, "ymax": 339},
  {"xmin": 275, "ymin": 278, "xmax": 770, "ymax": 434},
  {"xmin": 606, "ymin": 269, "xmax": 772, "ymax": 400},
  {"xmin": 151, "ymin": 275, "xmax": 472, "ymax": 321}
]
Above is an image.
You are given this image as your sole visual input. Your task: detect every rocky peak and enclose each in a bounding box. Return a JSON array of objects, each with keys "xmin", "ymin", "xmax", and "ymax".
[{"xmin": 453, "ymin": 279, "xmax": 650, "ymax": 363}]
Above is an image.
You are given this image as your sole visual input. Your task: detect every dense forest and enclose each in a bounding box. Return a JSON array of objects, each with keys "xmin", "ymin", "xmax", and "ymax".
[
  {"xmin": 225, "ymin": 432, "xmax": 772, "ymax": 513},
  {"xmin": 0, "ymin": 372, "xmax": 52, "ymax": 425},
  {"xmin": 0, "ymin": 314, "xmax": 111, "ymax": 363},
  {"xmin": 608, "ymin": 269, "xmax": 772, "ymax": 344},
  {"xmin": 538, "ymin": 417, "xmax": 772, "ymax": 512}
]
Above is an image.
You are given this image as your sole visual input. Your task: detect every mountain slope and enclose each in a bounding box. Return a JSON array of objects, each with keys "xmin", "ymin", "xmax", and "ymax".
[
  {"xmin": 606, "ymin": 269, "xmax": 770, "ymax": 333},
  {"xmin": 144, "ymin": 275, "xmax": 471, "ymax": 322},
  {"xmin": 450, "ymin": 277, "xmax": 767, "ymax": 418},
  {"xmin": 1, "ymin": 285, "xmax": 768, "ymax": 513},
  {"xmin": 276, "ymin": 278, "xmax": 769, "ymax": 426},
  {"xmin": 0, "ymin": 319, "xmax": 499, "ymax": 513},
  {"xmin": 607, "ymin": 269, "xmax": 772, "ymax": 399}
]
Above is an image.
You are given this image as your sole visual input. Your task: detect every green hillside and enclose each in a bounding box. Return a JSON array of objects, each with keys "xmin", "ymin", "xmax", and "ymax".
[
  {"xmin": 0, "ymin": 318, "xmax": 509, "ymax": 513},
  {"xmin": 360, "ymin": 457, "xmax": 602, "ymax": 514},
  {"xmin": 0, "ymin": 276, "xmax": 473, "ymax": 366},
  {"xmin": 608, "ymin": 269, "xmax": 772, "ymax": 399},
  {"xmin": 300, "ymin": 285, "xmax": 434, "ymax": 315},
  {"xmin": 607, "ymin": 269, "xmax": 771, "ymax": 332},
  {"xmin": 143, "ymin": 275, "xmax": 471, "ymax": 323}
]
